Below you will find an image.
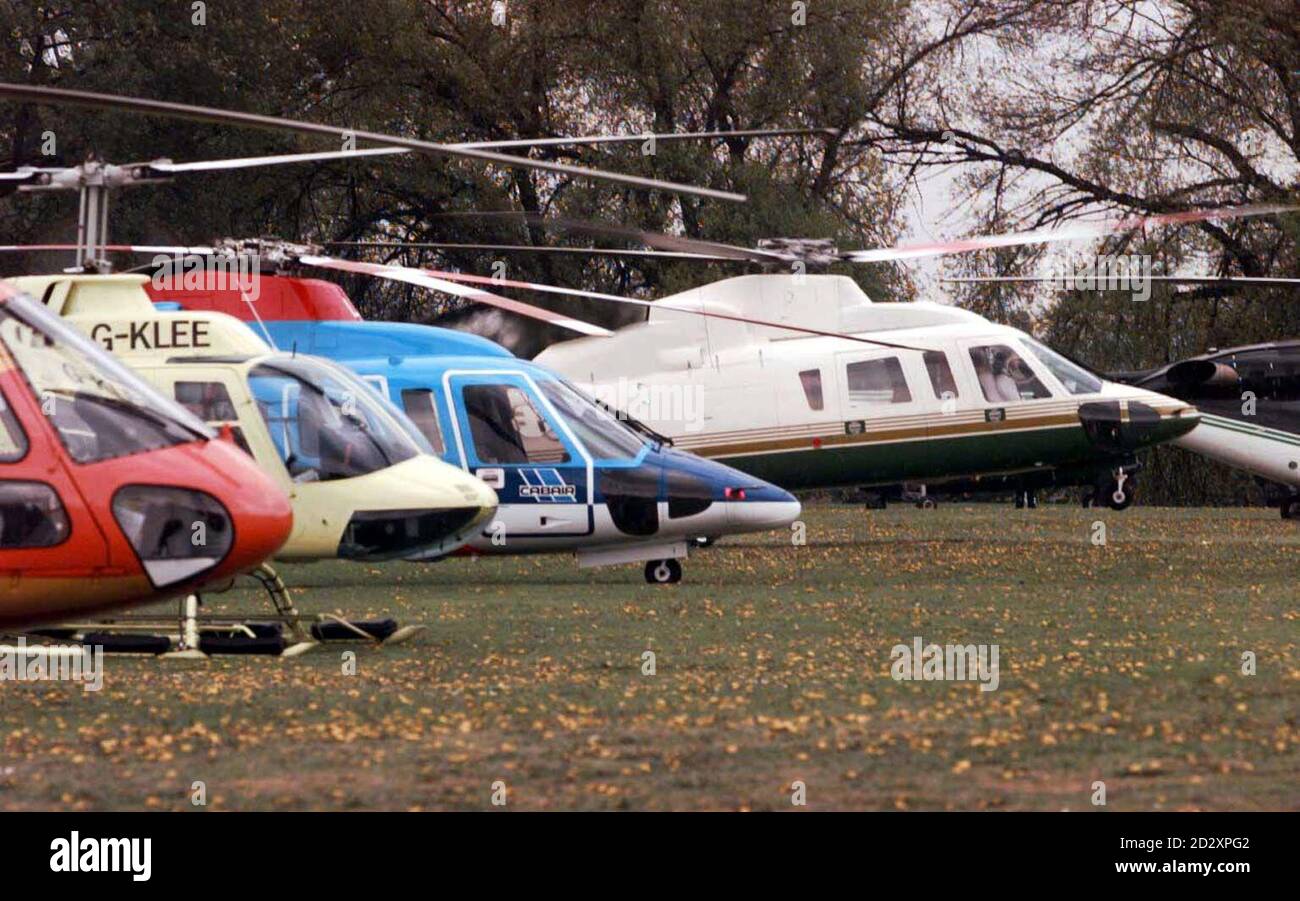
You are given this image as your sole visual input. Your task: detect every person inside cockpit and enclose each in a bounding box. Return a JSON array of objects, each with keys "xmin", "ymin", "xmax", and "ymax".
[
  {"xmin": 972, "ymin": 345, "xmax": 1051, "ymax": 403},
  {"xmin": 991, "ymin": 350, "xmax": 1023, "ymax": 402}
]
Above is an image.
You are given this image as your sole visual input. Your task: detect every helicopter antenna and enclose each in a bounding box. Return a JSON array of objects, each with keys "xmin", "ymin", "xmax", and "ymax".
[{"xmin": 241, "ymin": 290, "xmax": 278, "ymax": 350}]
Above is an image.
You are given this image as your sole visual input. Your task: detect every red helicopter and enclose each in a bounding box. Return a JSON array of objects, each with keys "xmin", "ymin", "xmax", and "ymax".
[{"xmin": 0, "ymin": 280, "xmax": 293, "ymax": 628}]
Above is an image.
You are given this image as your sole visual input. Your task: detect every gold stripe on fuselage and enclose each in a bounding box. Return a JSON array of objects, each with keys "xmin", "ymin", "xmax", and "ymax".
[{"xmin": 673, "ymin": 402, "xmax": 1190, "ymax": 459}]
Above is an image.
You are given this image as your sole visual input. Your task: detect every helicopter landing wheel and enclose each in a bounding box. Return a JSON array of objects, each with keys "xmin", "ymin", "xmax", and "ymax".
[
  {"xmin": 1103, "ymin": 472, "xmax": 1135, "ymax": 511},
  {"xmin": 916, "ymin": 497, "xmax": 937, "ymax": 510},
  {"xmin": 693, "ymin": 536, "xmax": 716, "ymax": 548},
  {"xmin": 645, "ymin": 559, "xmax": 683, "ymax": 584},
  {"xmin": 1282, "ymin": 497, "xmax": 1300, "ymax": 520}
]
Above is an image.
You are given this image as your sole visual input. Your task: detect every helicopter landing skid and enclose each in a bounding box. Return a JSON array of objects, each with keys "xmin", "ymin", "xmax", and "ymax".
[{"xmin": 17, "ymin": 564, "xmax": 422, "ymax": 658}]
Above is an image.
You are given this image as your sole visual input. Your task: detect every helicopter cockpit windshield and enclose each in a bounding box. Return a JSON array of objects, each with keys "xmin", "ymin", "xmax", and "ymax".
[
  {"xmin": 535, "ymin": 377, "xmax": 647, "ymax": 461},
  {"xmin": 1020, "ymin": 337, "xmax": 1104, "ymax": 395},
  {"xmin": 0, "ymin": 293, "xmax": 213, "ymax": 463},
  {"xmin": 249, "ymin": 356, "xmax": 426, "ymax": 482}
]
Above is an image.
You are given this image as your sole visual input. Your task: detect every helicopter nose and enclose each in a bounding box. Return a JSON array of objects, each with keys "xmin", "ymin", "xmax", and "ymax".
[
  {"xmin": 207, "ymin": 443, "xmax": 294, "ymax": 577},
  {"xmin": 699, "ymin": 457, "xmax": 801, "ymax": 533},
  {"xmin": 658, "ymin": 448, "xmax": 801, "ymax": 535},
  {"xmin": 335, "ymin": 457, "xmax": 498, "ymax": 560},
  {"xmin": 724, "ymin": 484, "xmax": 802, "ymax": 531},
  {"xmin": 1078, "ymin": 397, "xmax": 1200, "ymax": 454}
]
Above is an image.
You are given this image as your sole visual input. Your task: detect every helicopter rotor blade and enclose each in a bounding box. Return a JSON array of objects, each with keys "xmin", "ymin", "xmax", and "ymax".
[
  {"xmin": 0, "ymin": 168, "xmax": 51, "ymax": 183},
  {"xmin": 144, "ymin": 147, "xmax": 407, "ymax": 174},
  {"xmin": 0, "ymin": 83, "xmax": 746, "ymax": 202},
  {"xmin": 4, "ymin": 232, "xmax": 926, "ymax": 349},
  {"xmin": 458, "ymin": 127, "xmax": 838, "ymax": 150},
  {"xmin": 445, "ymin": 202, "xmax": 1300, "ymax": 268},
  {"xmin": 141, "ymin": 128, "xmax": 833, "ymax": 175},
  {"xmin": 324, "ymin": 240, "xmax": 740, "ymax": 262},
  {"xmin": 447, "ymin": 211, "xmax": 788, "ymax": 264},
  {"xmin": 942, "ymin": 275, "xmax": 1300, "ymax": 285},
  {"xmin": 297, "ymin": 255, "xmax": 614, "ymax": 337},
  {"xmin": 0, "ymin": 242, "xmax": 210, "ymax": 254},
  {"xmin": 844, "ymin": 203, "xmax": 1300, "ymax": 263}
]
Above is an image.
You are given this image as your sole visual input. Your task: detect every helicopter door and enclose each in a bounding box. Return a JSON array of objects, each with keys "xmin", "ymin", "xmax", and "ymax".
[
  {"xmin": 445, "ymin": 372, "xmax": 593, "ymax": 538},
  {"xmin": 958, "ymin": 339, "xmax": 1054, "ymax": 418},
  {"xmin": 0, "ymin": 385, "xmax": 111, "ymax": 584},
  {"xmin": 955, "ymin": 339, "xmax": 1057, "ymax": 471},
  {"xmin": 832, "ymin": 350, "xmax": 928, "ymax": 482}
]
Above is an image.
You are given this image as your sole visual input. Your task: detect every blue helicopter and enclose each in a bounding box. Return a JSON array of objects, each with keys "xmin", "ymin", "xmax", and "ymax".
[{"xmin": 147, "ymin": 272, "xmax": 800, "ymax": 584}]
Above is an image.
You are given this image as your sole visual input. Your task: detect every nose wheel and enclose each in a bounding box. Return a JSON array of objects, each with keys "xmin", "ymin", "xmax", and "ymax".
[
  {"xmin": 645, "ymin": 559, "xmax": 683, "ymax": 584},
  {"xmin": 1089, "ymin": 470, "xmax": 1135, "ymax": 510}
]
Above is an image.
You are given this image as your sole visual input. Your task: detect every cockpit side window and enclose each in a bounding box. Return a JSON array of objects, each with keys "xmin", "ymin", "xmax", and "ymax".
[
  {"xmin": 249, "ymin": 359, "xmax": 420, "ymax": 482},
  {"xmin": 0, "ymin": 481, "xmax": 68, "ymax": 548},
  {"xmin": 845, "ymin": 357, "xmax": 911, "ymax": 405},
  {"xmin": 969, "ymin": 344, "xmax": 1051, "ymax": 403},
  {"xmin": 1224, "ymin": 349, "xmax": 1300, "ymax": 433},
  {"xmin": 1232, "ymin": 350, "xmax": 1300, "ymax": 400},
  {"xmin": 400, "ymin": 389, "xmax": 446, "ymax": 456},
  {"xmin": 176, "ymin": 380, "xmax": 237, "ymax": 422},
  {"xmin": 536, "ymin": 378, "xmax": 645, "ymax": 461},
  {"xmin": 799, "ymin": 369, "xmax": 824, "ymax": 410},
  {"xmin": 463, "ymin": 384, "xmax": 570, "ymax": 465}
]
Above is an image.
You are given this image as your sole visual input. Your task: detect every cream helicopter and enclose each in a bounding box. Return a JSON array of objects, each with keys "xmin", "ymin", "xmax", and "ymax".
[{"xmin": 6, "ymin": 271, "xmax": 499, "ymax": 654}]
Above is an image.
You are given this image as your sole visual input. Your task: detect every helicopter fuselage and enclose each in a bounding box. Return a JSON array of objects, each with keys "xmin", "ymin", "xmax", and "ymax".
[
  {"xmin": 536, "ymin": 275, "xmax": 1202, "ymax": 497},
  {"xmin": 251, "ymin": 323, "xmax": 800, "ymax": 565}
]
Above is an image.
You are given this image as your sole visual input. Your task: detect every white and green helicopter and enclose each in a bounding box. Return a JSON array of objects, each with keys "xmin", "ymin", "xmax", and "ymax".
[
  {"xmin": 535, "ymin": 271, "xmax": 1197, "ymax": 509},
  {"xmin": 347, "ymin": 206, "xmax": 1295, "ymax": 509}
]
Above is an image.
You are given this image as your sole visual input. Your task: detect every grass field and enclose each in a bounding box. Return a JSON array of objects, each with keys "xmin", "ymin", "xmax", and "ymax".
[{"xmin": 2, "ymin": 503, "xmax": 1296, "ymax": 811}]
